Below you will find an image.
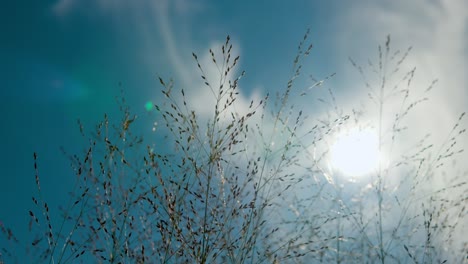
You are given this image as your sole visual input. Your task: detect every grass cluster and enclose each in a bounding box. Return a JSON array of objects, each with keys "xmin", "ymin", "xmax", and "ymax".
[{"xmin": 1, "ymin": 31, "xmax": 466, "ymax": 263}]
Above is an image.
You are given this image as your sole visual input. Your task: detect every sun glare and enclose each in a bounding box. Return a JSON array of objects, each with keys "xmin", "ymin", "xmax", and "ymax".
[{"xmin": 330, "ymin": 128, "xmax": 381, "ymax": 176}]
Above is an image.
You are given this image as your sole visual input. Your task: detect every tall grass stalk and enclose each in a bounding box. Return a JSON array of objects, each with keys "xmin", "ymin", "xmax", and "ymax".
[{"xmin": 0, "ymin": 32, "xmax": 466, "ymax": 263}]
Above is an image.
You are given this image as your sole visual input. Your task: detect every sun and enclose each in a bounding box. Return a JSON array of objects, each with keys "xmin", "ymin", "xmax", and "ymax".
[{"xmin": 330, "ymin": 128, "xmax": 381, "ymax": 176}]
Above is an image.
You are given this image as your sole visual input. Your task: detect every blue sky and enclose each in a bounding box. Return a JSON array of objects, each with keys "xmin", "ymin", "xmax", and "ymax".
[{"xmin": 1, "ymin": 0, "xmax": 467, "ymax": 262}]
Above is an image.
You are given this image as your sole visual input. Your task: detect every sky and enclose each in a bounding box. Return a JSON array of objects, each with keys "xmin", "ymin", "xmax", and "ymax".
[{"xmin": 1, "ymin": 0, "xmax": 467, "ymax": 262}]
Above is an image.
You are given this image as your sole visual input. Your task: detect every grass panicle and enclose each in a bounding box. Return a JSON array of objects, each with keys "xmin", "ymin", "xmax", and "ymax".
[{"xmin": 0, "ymin": 32, "xmax": 466, "ymax": 263}]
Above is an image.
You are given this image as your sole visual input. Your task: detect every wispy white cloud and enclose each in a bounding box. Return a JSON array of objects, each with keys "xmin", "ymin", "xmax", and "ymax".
[
  {"xmin": 51, "ymin": 0, "xmax": 76, "ymax": 17},
  {"xmin": 152, "ymin": 0, "xmax": 194, "ymax": 89},
  {"xmin": 145, "ymin": 0, "xmax": 261, "ymax": 122},
  {"xmin": 49, "ymin": 0, "xmax": 258, "ymax": 122}
]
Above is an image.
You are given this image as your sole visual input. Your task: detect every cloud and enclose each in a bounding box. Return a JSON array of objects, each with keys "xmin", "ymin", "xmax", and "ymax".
[
  {"xmin": 334, "ymin": 0, "xmax": 467, "ymax": 131},
  {"xmin": 152, "ymin": 0, "xmax": 193, "ymax": 88},
  {"xmin": 330, "ymin": 0, "xmax": 468, "ymax": 259},
  {"xmin": 51, "ymin": 0, "xmax": 76, "ymax": 17},
  {"xmin": 49, "ymin": 0, "xmax": 257, "ymax": 122},
  {"xmin": 148, "ymin": 0, "xmax": 261, "ymax": 123},
  {"xmin": 329, "ymin": 0, "xmax": 468, "ymax": 184}
]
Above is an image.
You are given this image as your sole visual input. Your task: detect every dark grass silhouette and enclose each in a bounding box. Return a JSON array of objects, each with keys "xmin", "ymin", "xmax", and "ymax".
[{"xmin": 1, "ymin": 31, "xmax": 466, "ymax": 263}]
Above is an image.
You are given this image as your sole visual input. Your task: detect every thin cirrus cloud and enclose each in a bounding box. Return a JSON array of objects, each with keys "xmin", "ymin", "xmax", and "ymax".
[
  {"xmin": 51, "ymin": 0, "xmax": 75, "ymax": 17},
  {"xmin": 51, "ymin": 0, "xmax": 260, "ymax": 122},
  {"xmin": 150, "ymin": 0, "xmax": 261, "ymax": 122}
]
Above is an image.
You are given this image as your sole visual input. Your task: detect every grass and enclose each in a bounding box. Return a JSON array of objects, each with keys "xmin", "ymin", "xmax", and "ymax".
[{"xmin": 1, "ymin": 31, "xmax": 466, "ymax": 263}]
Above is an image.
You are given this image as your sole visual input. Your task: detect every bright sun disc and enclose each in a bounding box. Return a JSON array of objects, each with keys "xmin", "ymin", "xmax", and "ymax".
[{"xmin": 330, "ymin": 128, "xmax": 380, "ymax": 176}]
